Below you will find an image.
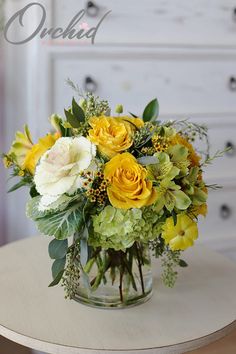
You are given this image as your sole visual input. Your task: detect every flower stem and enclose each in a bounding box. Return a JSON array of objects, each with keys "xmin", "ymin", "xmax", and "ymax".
[
  {"xmin": 119, "ymin": 268, "xmax": 124, "ymax": 302},
  {"xmin": 135, "ymin": 242, "xmax": 145, "ymax": 295}
]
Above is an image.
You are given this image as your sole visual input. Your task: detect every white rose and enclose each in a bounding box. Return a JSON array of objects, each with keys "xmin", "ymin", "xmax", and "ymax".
[{"xmin": 34, "ymin": 137, "xmax": 96, "ymax": 197}]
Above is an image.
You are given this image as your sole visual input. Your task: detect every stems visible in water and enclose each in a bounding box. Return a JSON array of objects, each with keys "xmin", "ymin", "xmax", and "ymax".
[
  {"xmin": 135, "ymin": 242, "xmax": 145, "ymax": 295},
  {"xmin": 119, "ymin": 268, "xmax": 124, "ymax": 302}
]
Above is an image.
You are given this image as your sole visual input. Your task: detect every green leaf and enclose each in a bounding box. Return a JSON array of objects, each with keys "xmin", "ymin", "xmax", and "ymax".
[
  {"xmin": 36, "ymin": 205, "xmax": 84, "ymax": 240},
  {"xmin": 137, "ymin": 156, "xmax": 159, "ymax": 166},
  {"xmin": 8, "ymin": 180, "xmax": 28, "ymax": 193},
  {"xmin": 179, "ymin": 259, "xmax": 188, "ymax": 268},
  {"xmin": 173, "ymin": 190, "xmax": 191, "ymax": 210},
  {"xmin": 48, "ymin": 239, "xmax": 68, "ymax": 260},
  {"xmin": 192, "ymin": 189, "xmax": 208, "ymax": 206},
  {"xmin": 48, "ymin": 270, "xmax": 64, "ymax": 287},
  {"xmin": 165, "ymin": 192, "xmax": 175, "ymax": 213},
  {"xmin": 30, "ymin": 185, "xmax": 40, "ymax": 198},
  {"xmin": 171, "ymin": 211, "xmax": 177, "ymax": 226},
  {"xmin": 142, "ymin": 98, "xmax": 159, "ymax": 122},
  {"xmin": 64, "ymin": 109, "xmax": 80, "ymax": 128},
  {"xmin": 72, "ymin": 97, "xmax": 85, "ymax": 122},
  {"xmin": 52, "ymin": 257, "xmax": 66, "ymax": 279},
  {"xmin": 26, "ymin": 196, "xmax": 50, "ymax": 220},
  {"xmin": 129, "ymin": 111, "xmax": 138, "ymax": 118}
]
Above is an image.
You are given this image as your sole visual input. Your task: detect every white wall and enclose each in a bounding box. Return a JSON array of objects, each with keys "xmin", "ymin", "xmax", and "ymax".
[{"xmin": 0, "ymin": 36, "xmax": 6, "ymax": 246}]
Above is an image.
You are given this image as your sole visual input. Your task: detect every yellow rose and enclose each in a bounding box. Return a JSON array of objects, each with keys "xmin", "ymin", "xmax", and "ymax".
[
  {"xmin": 23, "ymin": 133, "xmax": 60, "ymax": 174},
  {"xmin": 88, "ymin": 115, "xmax": 144, "ymax": 159},
  {"xmin": 104, "ymin": 152, "xmax": 157, "ymax": 209}
]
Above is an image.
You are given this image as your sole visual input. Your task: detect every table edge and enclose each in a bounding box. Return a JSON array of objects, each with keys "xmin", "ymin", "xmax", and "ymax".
[{"xmin": 1, "ymin": 320, "xmax": 236, "ymax": 354}]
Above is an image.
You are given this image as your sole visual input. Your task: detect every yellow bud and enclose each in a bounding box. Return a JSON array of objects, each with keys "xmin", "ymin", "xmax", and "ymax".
[
  {"xmin": 3, "ymin": 156, "xmax": 12, "ymax": 168},
  {"xmin": 18, "ymin": 170, "xmax": 25, "ymax": 177},
  {"xmin": 115, "ymin": 104, "xmax": 124, "ymax": 114}
]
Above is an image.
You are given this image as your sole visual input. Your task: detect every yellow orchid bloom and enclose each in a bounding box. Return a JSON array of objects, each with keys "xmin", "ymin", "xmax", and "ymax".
[
  {"xmin": 8, "ymin": 125, "xmax": 33, "ymax": 168},
  {"xmin": 162, "ymin": 214, "xmax": 198, "ymax": 251}
]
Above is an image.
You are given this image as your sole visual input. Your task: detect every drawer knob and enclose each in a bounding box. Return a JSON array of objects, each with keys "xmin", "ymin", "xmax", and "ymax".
[
  {"xmin": 233, "ymin": 8, "xmax": 236, "ymax": 21},
  {"xmin": 86, "ymin": 1, "xmax": 99, "ymax": 17},
  {"xmin": 225, "ymin": 141, "xmax": 235, "ymax": 157},
  {"xmin": 220, "ymin": 204, "xmax": 231, "ymax": 219},
  {"xmin": 84, "ymin": 76, "xmax": 97, "ymax": 93},
  {"xmin": 228, "ymin": 77, "xmax": 236, "ymax": 91}
]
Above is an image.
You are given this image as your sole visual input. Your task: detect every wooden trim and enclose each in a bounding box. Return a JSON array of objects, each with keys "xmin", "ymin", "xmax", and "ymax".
[{"xmin": 0, "ymin": 321, "xmax": 236, "ymax": 354}]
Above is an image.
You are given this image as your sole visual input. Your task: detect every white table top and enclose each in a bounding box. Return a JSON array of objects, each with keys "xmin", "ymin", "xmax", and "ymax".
[{"xmin": 0, "ymin": 236, "xmax": 236, "ymax": 354}]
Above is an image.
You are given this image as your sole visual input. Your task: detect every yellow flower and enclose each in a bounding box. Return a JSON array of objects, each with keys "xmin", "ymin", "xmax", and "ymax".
[
  {"xmin": 88, "ymin": 115, "xmax": 144, "ymax": 159},
  {"xmin": 8, "ymin": 125, "xmax": 34, "ymax": 168},
  {"xmin": 170, "ymin": 134, "xmax": 201, "ymax": 167},
  {"xmin": 23, "ymin": 133, "xmax": 60, "ymax": 174},
  {"xmin": 104, "ymin": 152, "xmax": 157, "ymax": 209},
  {"xmin": 191, "ymin": 203, "xmax": 208, "ymax": 217},
  {"xmin": 3, "ymin": 156, "xmax": 13, "ymax": 168},
  {"xmin": 162, "ymin": 214, "xmax": 198, "ymax": 251}
]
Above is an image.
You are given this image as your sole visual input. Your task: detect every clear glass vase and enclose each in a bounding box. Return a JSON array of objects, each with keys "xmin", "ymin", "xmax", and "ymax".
[{"xmin": 73, "ymin": 242, "xmax": 153, "ymax": 308}]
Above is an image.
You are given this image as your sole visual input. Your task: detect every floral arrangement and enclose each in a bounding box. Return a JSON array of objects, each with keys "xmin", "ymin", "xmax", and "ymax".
[{"xmin": 3, "ymin": 84, "xmax": 221, "ymax": 307}]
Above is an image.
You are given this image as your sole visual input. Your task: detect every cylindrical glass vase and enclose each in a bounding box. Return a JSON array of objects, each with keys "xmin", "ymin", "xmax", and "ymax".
[{"xmin": 73, "ymin": 241, "xmax": 153, "ymax": 308}]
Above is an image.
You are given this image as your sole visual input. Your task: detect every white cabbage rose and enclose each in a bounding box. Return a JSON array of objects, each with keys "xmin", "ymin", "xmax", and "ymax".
[{"xmin": 34, "ymin": 137, "xmax": 96, "ymax": 197}]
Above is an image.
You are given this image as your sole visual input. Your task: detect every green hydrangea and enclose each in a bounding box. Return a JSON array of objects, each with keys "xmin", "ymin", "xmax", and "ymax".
[{"xmin": 89, "ymin": 206, "xmax": 163, "ymax": 251}]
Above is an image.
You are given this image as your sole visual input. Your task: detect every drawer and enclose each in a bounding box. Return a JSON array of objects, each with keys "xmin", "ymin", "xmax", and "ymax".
[
  {"xmin": 196, "ymin": 124, "xmax": 236, "ymax": 181},
  {"xmin": 198, "ymin": 187, "xmax": 236, "ymax": 242},
  {"xmin": 50, "ymin": 0, "xmax": 236, "ymax": 46},
  {"xmin": 52, "ymin": 55, "xmax": 236, "ymax": 116}
]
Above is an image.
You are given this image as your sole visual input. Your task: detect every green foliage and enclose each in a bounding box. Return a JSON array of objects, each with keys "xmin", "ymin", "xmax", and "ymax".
[
  {"xmin": 48, "ymin": 270, "xmax": 65, "ymax": 287},
  {"xmin": 142, "ymin": 98, "xmax": 159, "ymax": 122},
  {"xmin": 36, "ymin": 206, "xmax": 83, "ymax": 240},
  {"xmin": 30, "ymin": 185, "xmax": 40, "ymax": 198},
  {"xmin": 179, "ymin": 259, "xmax": 188, "ymax": 267},
  {"xmin": 62, "ymin": 242, "xmax": 81, "ymax": 299},
  {"xmin": 161, "ymin": 250, "xmax": 182, "ymax": 287},
  {"xmin": 8, "ymin": 179, "xmax": 29, "ymax": 193},
  {"xmin": 72, "ymin": 97, "xmax": 85, "ymax": 122},
  {"xmin": 52, "ymin": 258, "xmax": 66, "ymax": 279},
  {"xmin": 26, "ymin": 196, "xmax": 49, "ymax": 219},
  {"xmin": 48, "ymin": 239, "xmax": 68, "ymax": 260},
  {"xmin": 137, "ymin": 156, "xmax": 159, "ymax": 166},
  {"xmin": 64, "ymin": 108, "xmax": 81, "ymax": 128},
  {"xmin": 26, "ymin": 197, "xmax": 84, "ymax": 240}
]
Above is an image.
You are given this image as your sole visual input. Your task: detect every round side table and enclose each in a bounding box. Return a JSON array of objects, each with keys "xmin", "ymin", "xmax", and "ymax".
[{"xmin": 0, "ymin": 236, "xmax": 236, "ymax": 354}]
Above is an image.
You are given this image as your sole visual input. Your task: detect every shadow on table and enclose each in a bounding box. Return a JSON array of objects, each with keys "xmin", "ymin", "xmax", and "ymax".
[{"xmin": 0, "ymin": 336, "xmax": 32, "ymax": 354}]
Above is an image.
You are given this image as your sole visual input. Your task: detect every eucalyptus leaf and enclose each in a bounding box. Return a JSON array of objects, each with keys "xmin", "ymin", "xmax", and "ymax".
[
  {"xmin": 137, "ymin": 156, "xmax": 159, "ymax": 166},
  {"xmin": 64, "ymin": 109, "xmax": 80, "ymax": 128},
  {"xmin": 142, "ymin": 98, "xmax": 159, "ymax": 122},
  {"xmin": 48, "ymin": 239, "xmax": 68, "ymax": 260},
  {"xmin": 48, "ymin": 270, "xmax": 64, "ymax": 287},
  {"xmin": 52, "ymin": 257, "xmax": 66, "ymax": 279},
  {"xmin": 179, "ymin": 259, "xmax": 188, "ymax": 268},
  {"xmin": 80, "ymin": 227, "xmax": 89, "ymax": 266},
  {"xmin": 72, "ymin": 97, "xmax": 85, "ymax": 122}
]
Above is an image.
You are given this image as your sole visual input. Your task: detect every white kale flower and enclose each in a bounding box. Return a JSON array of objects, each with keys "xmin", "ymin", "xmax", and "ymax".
[{"xmin": 34, "ymin": 137, "xmax": 96, "ymax": 198}]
